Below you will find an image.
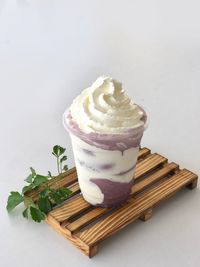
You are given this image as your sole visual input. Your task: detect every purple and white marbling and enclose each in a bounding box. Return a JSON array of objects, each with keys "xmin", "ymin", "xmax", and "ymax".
[
  {"xmin": 63, "ymin": 109, "xmax": 146, "ymax": 207},
  {"xmin": 63, "ymin": 75, "xmax": 147, "ymax": 206}
]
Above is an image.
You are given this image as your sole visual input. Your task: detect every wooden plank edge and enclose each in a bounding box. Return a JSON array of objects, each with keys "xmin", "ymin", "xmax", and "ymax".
[
  {"xmin": 138, "ymin": 147, "xmax": 151, "ymax": 159},
  {"xmin": 46, "ymin": 170, "xmax": 198, "ymax": 257},
  {"xmin": 26, "ymin": 168, "xmax": 77, "ymax": 199},
  {"xmin": 66, "ymin": 162, "xmax": 178, "ymax": 234},
  {"xmin": 135, "ymin": 153, "xmax": 168, "ymax": 180},
  {"xmin": 27, "ymin": 148, "xmax": 151, "ymax": 200},
  {"xmin": 45, "ymin": 214, "xmax": 94, "ymax": 257},
  {"xmin": 54, "ymin": 160, "xmax": 175, "ymax": 225},
  {"xmin": 184, "ymin": 169, "xmax": 198, "ymax": 189},
  {"xmin": 139, "ymin": 170, "xmax": 197, "ymax": 222},
  {"xmin": 77, "ymin": 169, "xmax": 197, "ymax": 247},
  {"xmin": 139, "ymin": 208, "xmax": 153, "ymax": 221}
]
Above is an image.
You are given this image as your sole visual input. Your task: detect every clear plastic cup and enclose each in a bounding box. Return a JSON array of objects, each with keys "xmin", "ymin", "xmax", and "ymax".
[{"xmin": 63, "ymin": 108, "xmax": 147, "ymax": 207}]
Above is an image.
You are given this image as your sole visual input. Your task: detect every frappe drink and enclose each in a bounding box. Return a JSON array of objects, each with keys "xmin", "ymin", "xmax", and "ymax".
[{"xmin": 63, "ymin": 76, "xmax": 147, "ymax": 207}]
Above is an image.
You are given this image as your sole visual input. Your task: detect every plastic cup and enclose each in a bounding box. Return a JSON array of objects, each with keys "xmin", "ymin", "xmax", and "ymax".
[{"xmin": 63, "ymin": 108, "xmax": 147, "ymax": 207}]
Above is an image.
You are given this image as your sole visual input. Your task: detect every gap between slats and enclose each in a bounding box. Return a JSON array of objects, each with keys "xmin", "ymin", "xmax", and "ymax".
[
  {"xmin": 49, "ymin": 152, "xmax": 166, "ymax": 222},
  {"xmin": 66, "ymin": 162, "xmax": 178, "ymax": 233},
  {"xmin": 77, "ymin": 169, "xmax": 197, "ymax": 246},
  {"xmin": 26, "ymin": 147, "xmax": 150, "ymax": 201}
]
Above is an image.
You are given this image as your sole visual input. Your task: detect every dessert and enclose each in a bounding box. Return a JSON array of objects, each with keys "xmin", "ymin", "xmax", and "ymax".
[{"xmin": 63, "ymin": 76, "xmax": 147, "ymax": 207}]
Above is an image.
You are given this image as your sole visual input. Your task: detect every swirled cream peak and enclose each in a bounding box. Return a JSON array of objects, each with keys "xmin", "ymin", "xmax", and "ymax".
[{"xmin": 70, "ymin": 76, "xmax": 145, "ymax": 134}]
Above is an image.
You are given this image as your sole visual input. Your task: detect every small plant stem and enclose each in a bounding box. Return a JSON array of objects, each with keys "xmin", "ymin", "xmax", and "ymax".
[
  {"xmin": 57, "ymin": 156, "xmax": 60, "ymax": 174},
  {"xmin": 60, "ymin": 161, "xmax": 62, "ymax": 173}
]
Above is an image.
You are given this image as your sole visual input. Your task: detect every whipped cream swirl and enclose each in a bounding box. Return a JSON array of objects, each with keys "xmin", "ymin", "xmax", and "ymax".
[{"xmin": 70, "ymin": 76, "xmax": 145, "ymax": 134}]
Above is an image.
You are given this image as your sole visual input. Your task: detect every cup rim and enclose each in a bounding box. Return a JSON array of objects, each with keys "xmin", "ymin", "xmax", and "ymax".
[{"xmin": 63, "ymin": 106, "xmax": 148, "ymax": 135}]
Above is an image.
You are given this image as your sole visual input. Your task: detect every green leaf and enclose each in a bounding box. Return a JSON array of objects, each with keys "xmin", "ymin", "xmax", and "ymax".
[
  {"xmin": 24, "ymin": 196, "xmax": 33, "ymax": 207},
  {"xmin": 32, "ymin": 175, "xmax": 48, "ymax": 188},
  {"xmin": 63, "ymin": 165, "xmax": 68, "ymax": 171},
  {"xmin": 53, "ymin": 145, "xmax": 66, "ymax": 157},
  {"xmin": 22, "ymin": 207, "xmax": 29, "ymax": 219},
  {"xmin": 49, "ymin": 190, "xmax": 62, "ymax": 204},
  {"xmin": 30, "ymin": 206, "xmax": 45, "ymax": 222},
  {"xmin": 24, "ymin": 174, "xmax": 33, "ymax": 183},
  {"xmin": 39, "ymin": 188, "xmax": 50, "ymax": 198},
  {"xmin": 60, "ymin": 155, "xmax": 67, "ymax": 163},
  {"xmin": 30, "ymin": 167, "xmax": 36, "ymax": 177},
  {"xmin": 47, "ymin": 171, "xmax": 52, "ymax": 178},
  {"xmin": 38, "ymin": 197, "xmax": 52, "ymax": 214},
  {"xmin": 58, "ymin": 187, "xmax": 72, "ymax": 198},
  {"xmin": 22, "ymin": 184, "xmax": 33, "ymax": 194},
  {"xmin": 7, "ymin": 192, "xmax": 24, "ymax": 212},
  {"xmin": 24, "ymin": 167, "xmax": 37, "ymax": 184}
]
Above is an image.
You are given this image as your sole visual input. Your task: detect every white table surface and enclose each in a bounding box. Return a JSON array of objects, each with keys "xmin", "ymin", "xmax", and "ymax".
[{"xmin": 0, "ymin": 1, "xmax": 200, "ymax": 266}]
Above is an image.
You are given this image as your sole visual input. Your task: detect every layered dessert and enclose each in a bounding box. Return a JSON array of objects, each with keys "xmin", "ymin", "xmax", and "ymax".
[{"xmin": 63, "ymin": 76, "xmax": 147, "ymax": 207}]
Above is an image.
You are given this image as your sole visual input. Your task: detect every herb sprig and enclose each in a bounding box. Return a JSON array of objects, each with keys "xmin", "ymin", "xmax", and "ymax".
[
  {"xmin": 52, "ymin": 145, "xmax": 68, "ymax": 174},
  {"xmin": 7, "ymin": 145, "xmax": 72, "ymax": 223}
]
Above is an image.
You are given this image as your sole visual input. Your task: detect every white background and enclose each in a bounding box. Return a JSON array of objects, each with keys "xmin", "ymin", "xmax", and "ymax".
[{"xmin": 0, "ymin": 0, "xmax": 200, "ymax": 266}]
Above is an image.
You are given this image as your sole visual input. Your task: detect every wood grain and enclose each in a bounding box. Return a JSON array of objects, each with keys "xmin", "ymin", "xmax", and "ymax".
[
  {"xmin": 26, "ymin": 147, "xmax": 150, "ymax": 201},
  {"xmin": 45, "ymin": 214, "xmax": 90, "ymax": 256},
  {"xmin": 78, "ymin": 169, "xmax": 197, "ymax": 246},
  {"xmin": 27, "ymin": 168, "xmax": 77, "ymax": 200},
  {"xmin": 50, "ymin": 195, "xmax": 89, "ymax": 222},
  {"xmin": 66, "ymin": 162, "xmax": 178, "ymax": 234},
  {"xmin": 27, "ymin": 147, "xmax": 198, "ymax": 257},
  {"xmin": 49, "ymin": 153, "xmax": 167, "ymax": 222},
  {"xmin": 138, "ymin": 147, "xmax": 150, "ymax": 159},
  {"xmin": 139, "ymin": 208, "xmax": 153, "ymax": 221},
  {"xmin": 135, "ymin": 153, "xmax": 167, "ymax": 179}
]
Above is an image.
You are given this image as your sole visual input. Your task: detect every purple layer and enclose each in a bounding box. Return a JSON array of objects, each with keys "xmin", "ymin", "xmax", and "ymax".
[
  {"xmin": 115, "ymin": 162, "xmax": 136, "ymax": 176},
  {"xmin": 82, "ymin": 149, "xmax": 95, "ymax": 156},
  {"xmin": 77, "ymin": 159, "xmax": 115, "ymax": 172},
  {"xmin": 90, "ymin": 178, "xmax": 133, "ymax": 207},
  {"xmin": 64, "ymin": 107, "xmax": 147, "ymax": 152}
]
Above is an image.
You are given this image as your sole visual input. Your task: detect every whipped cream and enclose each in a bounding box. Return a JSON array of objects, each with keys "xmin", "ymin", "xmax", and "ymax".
[{"xmin": 70, "ymin": 76, "xmax": 145, "ymax": 134}]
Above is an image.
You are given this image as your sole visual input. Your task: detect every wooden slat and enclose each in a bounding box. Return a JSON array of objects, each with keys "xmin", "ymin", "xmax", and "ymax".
[
  {"xmin": 51, "ymin": 171, "xmax": 77, "ymax": 188},
  {"xmin": 48, "ymin": 153, "xmax": 167, "ymax": 222},
  {"xmin": 138, "ymin": 147, "xmax": 150, "ymax": 159},
  {"xmin": 66, "ymin": 162, "xmax": 178, "ymax": 233},
  {"xmin": 27, "ymin": 168, "xmax": 77, "ymax": 200},
  {"xmin": 135, "ymin": 153, "xmax": 167, "ymax": 179},
  {"xmin": 68, "ymin": 182, "xmax": 80, "ymax": 194},
  {"xmin": 132, "ymin": 162, "xmax": 178, "ymax": 193},
  {"xmin": 27, "ymin": 148, "xmax": 149, "ymax": 200},
  {"xmin": 67, "ymin": 207, "xmax": 109, "ymax": 232},
  {"xmin": 45, "ymin": 214, "xmax": 91, "ymax": 257},
  {"xmin": 32, "ymin": 182, "xmax": 80, "ymax": 203},
  {"xmin": 25, "ymin": 146, "xmax": 198, "ymax": 257},
  {"xmin": 50, "ymin": 195, "xmax": 89, "ymax": 222},
  {"xmin": 78, "ymin": 169, "xmax": 197, "ymax": 246}
]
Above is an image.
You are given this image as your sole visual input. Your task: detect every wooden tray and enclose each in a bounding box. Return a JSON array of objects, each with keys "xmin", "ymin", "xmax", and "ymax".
[{"xmin": 28, "ymin": 147, "xmax": 198, "ymax": 258}]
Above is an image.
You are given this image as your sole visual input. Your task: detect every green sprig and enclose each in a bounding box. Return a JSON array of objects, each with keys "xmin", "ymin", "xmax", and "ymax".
[
  {"xmin": 6, "ymin": 145, "xmax": 72, "ymax": 223},
  {"xmin": 52, "ymin": 145, "xmax": 68, "ymax": 174}
]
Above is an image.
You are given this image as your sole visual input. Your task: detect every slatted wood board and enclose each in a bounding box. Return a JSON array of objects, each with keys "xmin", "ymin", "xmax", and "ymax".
[{"xmin": 28, "ymin": 147, "xmax": 198, "ymax": 257}]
